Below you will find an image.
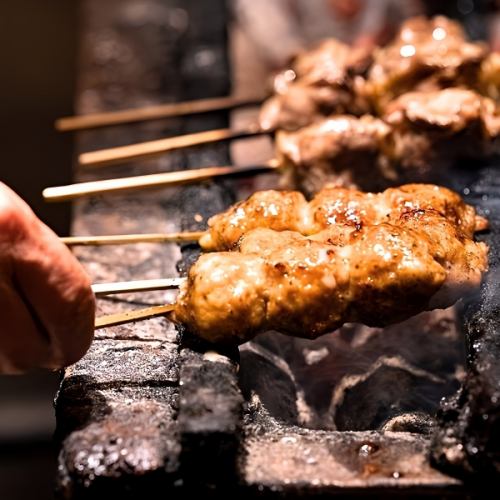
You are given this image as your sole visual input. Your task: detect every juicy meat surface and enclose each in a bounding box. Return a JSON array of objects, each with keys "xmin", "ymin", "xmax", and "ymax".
[
  {"xmin": 275, "ymin": 115, "xmax": 394, "ymax": 193},
  {"xmin": 384, "ymin": 88, "xmax": 500, "ymax": 175},
  {"xmin": 367, "ymin": 16, "xmax": 488, "ymax": 111},
  {"xmin": 259, "ymin": 39, "xmax": 371, "ymax": 132},
  {"xmin": 258, "ymin": 15, "xmax": 496, "ymax": 139},
  {"xmin": 266, "ymin": 89, "xmax": 500, "ymax": 193},
  {"xmin": 479, "ymin": 52, "xmax": 500, "ymax": 101},
  {"xmin": 286, "ymin": 39, "xmax": 372, "ymax": 86},
  {"xmin": 384, "ymin": 88, "xmax": 483, "ymax": 132},
  {"xmin": 175, "ymin": 185, "xmax": 488, "ymax": 344},
  {"xmin": 199, "ymin": 184, "xmax": 487, "ymax": 252}
]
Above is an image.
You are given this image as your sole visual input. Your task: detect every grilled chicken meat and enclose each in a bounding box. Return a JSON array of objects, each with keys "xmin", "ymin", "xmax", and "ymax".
[
  {"xmin": 259, "ymin": 39, "xmax": 371, "ymax": 132},
  {"xmin": 281, "ymin": 39, "xmax": 372, "ymax": 86},
  {"xmin": 478, "ymin": 52, "xmax": 500, "ymax": 101},
  {"xmin": 176, "ymin": 185, "xmax": 488, "ymax": 344},
  {"xmin": 384, "ymin": 88, "xmax": 500, "ymax": 177},
  {"xmin": 259, "ymin": 16, "xmax": 490, "ymax": 134},
  {"xmin": 199, "ymin": 183, "xmax": 488, "ymax": 251},
  {"xmin": 275, "ymin": 115, "xmax": 394, "ymax": 193},
  {"xmin": 263, "ymin": 88, "xmax": 500, "ymax": 194},
  {"xmin": 367, "ymin": 16, "xmax": 487, "ymax": 111}
]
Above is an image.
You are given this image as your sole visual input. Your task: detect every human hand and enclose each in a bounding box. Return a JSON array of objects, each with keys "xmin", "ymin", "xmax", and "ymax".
[{"xmin": 0, "ymin": 182, "xmax": 95, "ymax": 374}]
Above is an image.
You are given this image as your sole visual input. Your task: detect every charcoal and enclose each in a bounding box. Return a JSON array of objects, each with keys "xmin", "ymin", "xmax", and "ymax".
[
  {"xmin": 331, "ymin": 356, "xmax": 454, "ymax": 431},
  {"xmin": 381, "ymin": 412, "xmax": 436, "ymax": 435},
  {"xmin": 431, "ymin": 174, "xmax": 500, "ymax": 482},
  {"xmin": 249, "ymin": 309, "xmax": 464, "ymax": 430},
  {"xmin": 239, "ymin": 343, "xmax": 300, "ymax": 425},
  {"xmin": 56, "ymin": 386, "xmax": 180, "ymax": 499},
  {"xmin": 239, "ymin": 394, "xmax": 460, "ymax": 494},
  {"xmin": 62, "ymin": 340, "xmax": 179, "ymax": 389},
  {"xmin": 56, "ymin": 340, "xmax": 182, "ymax": 499},
  {"xmin": 176, "ymin": 340, "xmax": 242, "ymax": 491},
  {"xmin": 56, "ymin": 385, "xmax": 178, "ymax": 439}
]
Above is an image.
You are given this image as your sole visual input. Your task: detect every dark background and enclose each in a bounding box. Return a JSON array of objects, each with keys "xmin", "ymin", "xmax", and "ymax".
[{"xmin": 0, "ymin": 2, "xmax": 78, "ymax": 499}]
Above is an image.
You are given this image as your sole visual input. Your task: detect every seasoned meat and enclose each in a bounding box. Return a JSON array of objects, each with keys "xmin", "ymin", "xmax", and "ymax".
[
  {"xmin": 175, "ymin": 188, "xmax": 488, "ymax": 343},
  {"xmin": 367, "ymin": 16, "xmax": 487, "ymax": 111},
  {"xmin": 284, "ymin": 39, "xmax": 372, "ymax": 87},
  {"xmin": 478, "ymin": 52, "xmax": 500, "ymax": 101},
  {"xmin": 275, "ymin": 115, "xmax": 394, "ymax": 193},
  {"xmin": 263, "ymin": 89, "xmax": 500, "ymax": 192},
  {"xmin": 199, "ymin": 184, "xmax": 487, "ymax": 252},
  {"xmin": 384, "ymin": 88, "xmax": 500, "ymax": 176},
  {"xmin": 198, "ymin": 190, "xmax": 310, "ymax": 251},
  {"xmin": 259, "ymin": 39, "xmax": 371, "ymax": 132},
  {"xmin": 259, "ymin": 82, "xmax": 361, "ymax": 132}
]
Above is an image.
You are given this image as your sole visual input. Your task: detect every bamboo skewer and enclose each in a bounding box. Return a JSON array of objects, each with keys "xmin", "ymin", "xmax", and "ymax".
[
  {"xmin": 95, "ymin": 304, "xmax": 176, "ymax": 330},
  {"xmin": 62, "ymin": 231, "xmax": 204, "ymax": 246},
  {"xmin": 79, "ymin": 125, "xmax": 269, "ymax": 168},
  {"xmin": 43, "ymin": 160, "xmax": 281, "ymax": 202},
  {"xmin": 93, "ymin": 277, "xmax": 185, "ymax": 329},
  {"xmin": 56, "ymin": 95, "xmax": 263, "ymax": 132},
  {"xmin": 92, "ymin": 278, "xmax": 185, "ymax": 297}
]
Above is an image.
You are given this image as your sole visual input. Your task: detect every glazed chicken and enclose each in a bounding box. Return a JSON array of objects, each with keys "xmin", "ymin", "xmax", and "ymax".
[
  {"xmin": 478, "ymin": 52, "xmax": 500, "ymax": 101},
  {"xmin": 242, "ymin": 16, "xmax": 500, "ymax": 194},
  {"xmin": 199, "ymin": 184, "xmax": 488, "ymax": 252},
  {"xmin": 275, "ymin": 115, "xmax": 394, "ymax": 193},
  {"xmin": 176, "ymin": 185, "xmax": 488, "ymax": 344},
  {"xmin": 384, "ymin": 88, "xmax": 500, "ymax": 177},
  {"xmin": 261, "ymin": 88, "xmax": 500, "ymax": 194},
  {"xmin": 259, "ymin": 39, "xmax": 372, "ymax": 132},
  {"xmin": 258, "ymin": 16, "xmax": 490, "ymax": 133},
  {"xmin": 366, "ymin": 16, "xmax": 488, "ymax": 111}
]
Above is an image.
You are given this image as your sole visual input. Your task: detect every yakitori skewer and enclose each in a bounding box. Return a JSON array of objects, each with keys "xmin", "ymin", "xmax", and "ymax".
[
  {"xmin": 90, "ymin": 183, "xmax": 488, "ymax": 341},
  {"xmin": 91, "ymin": 278, "xmax": 185, "ymax": 297},
  {"xmin": 76, "ymin": 16, "xmax": 499, "ymax": 171},
  {"xmin": 80, "ymin": 125, "xmax": 267, "ymax": 168},
  {"xmin": 45, "ymin": 86, "xmax": 500, "ymax": 203},
  {"xmin": 95, "ymin": 304, "xmax": 176, "ymax": 330},
  {"xmin": 43, "ymin": 162, "xmax": 279, "ymax": 202},
  {"xmin": 56, "ymin": 95, "xmax": 263, "ymax": 132},
  {"xmin": 62, "ymin": 231, "xmax": 203, "ymax": 246},
  {"xmin": 76, "ymin": 37, "xmax": 369, "ymax": 169}
]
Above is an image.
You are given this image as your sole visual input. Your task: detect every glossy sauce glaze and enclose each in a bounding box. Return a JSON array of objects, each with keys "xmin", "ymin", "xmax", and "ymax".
[{"xmin": 177, "ymin": 185, "xmax": 488, "ymax": 343}]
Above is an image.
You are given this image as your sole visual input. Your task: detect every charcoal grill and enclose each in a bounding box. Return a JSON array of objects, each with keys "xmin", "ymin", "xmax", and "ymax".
[{"xmin": 55, "ymin": 1, "xmax": 500, "ymax": 498}]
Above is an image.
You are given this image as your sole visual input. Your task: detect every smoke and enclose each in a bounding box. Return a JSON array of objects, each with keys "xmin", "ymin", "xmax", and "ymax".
[{"xmin": 239, "ymin": 306, "xmax": 466, "ymax": 431}]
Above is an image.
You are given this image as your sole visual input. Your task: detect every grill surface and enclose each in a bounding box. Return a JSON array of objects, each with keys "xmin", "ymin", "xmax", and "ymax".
[{"xmin": 55, "ymin": 1, "xmax": 500, "ymax": 498}]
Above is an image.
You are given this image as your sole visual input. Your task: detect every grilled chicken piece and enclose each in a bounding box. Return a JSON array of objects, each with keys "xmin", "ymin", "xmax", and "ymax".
[
  {"xmin": 478, "ymin": 52, "xmax": 500, "ymax": 101},
  {"xmin": 199, "ymin": 184, "xmax": 488, "ymax": 252},
  {"xmin": 384, "ymin": 88, "xmax": 500, "ymax": 176},
  {"xmin": 367, "ymin": 16, "xmax": 487, "ymax": 112},
  {"xmin": 283, "ymin": 39, "xmax": 372, "ymax": 86},
  {"xmin": 265, "ymin": 89, "xmax": 500, "ymax": 193},
  {"xmin": 259, "ymin": 39, "xmax": 372, "ymax": 132},
  {"xmin": 275, "ymin": 115, "xmax": 394, "ymax": 194},
  {"xmin": 175, "ymin": 187, "xmax": 488, "ymax": 343}
]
